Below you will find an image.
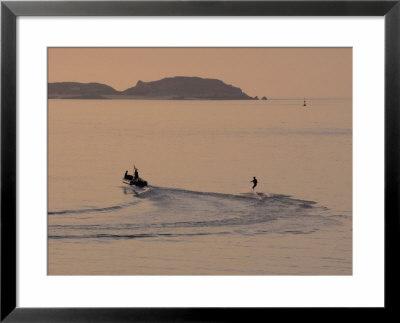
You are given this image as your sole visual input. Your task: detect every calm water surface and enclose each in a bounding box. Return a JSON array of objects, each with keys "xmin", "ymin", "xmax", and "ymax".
[{"xmin": 48, "ymin": 99, "xmax": 352, "ymax": 275}]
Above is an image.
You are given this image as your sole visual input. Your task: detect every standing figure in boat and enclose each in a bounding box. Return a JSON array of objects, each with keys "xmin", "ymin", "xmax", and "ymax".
[{"xmin": 134, "ymin": 166, "xmax": 139, "ymax": 180}]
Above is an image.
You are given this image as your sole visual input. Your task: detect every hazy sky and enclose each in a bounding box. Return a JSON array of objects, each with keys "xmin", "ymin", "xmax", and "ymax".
[{"xmin": 48, "ymin": 48, "xmax": 352, "ymax": 99}]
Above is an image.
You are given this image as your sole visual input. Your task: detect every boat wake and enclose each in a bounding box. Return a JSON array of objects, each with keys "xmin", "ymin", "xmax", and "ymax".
[{"xmin": 48, "ymin": 186, "xmax": 348, "ymax": 241}]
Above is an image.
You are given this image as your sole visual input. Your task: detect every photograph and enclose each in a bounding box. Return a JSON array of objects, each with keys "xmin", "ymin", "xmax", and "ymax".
[{"xmin": 47, "ymin": 47, "xmax": 352, "ymax": 275}]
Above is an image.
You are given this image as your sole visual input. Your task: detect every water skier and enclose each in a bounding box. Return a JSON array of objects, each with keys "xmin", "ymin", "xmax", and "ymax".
[{"xmin": 251, "ymin": 176, "xmax": 258, "ymax": 190}]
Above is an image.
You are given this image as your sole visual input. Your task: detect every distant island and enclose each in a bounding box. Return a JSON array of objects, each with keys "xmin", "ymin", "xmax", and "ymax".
[{"xmin": 48, "ymin": 76, "xmax": 261, "ymax": 100}]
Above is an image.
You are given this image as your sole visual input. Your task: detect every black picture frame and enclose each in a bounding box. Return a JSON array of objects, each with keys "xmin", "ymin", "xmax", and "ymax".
[{"xmin": 1, "ymin": 1, "xmax": 399, "ymax": 321}]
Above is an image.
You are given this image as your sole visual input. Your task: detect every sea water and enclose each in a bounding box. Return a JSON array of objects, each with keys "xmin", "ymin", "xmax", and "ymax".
[{"xmin": 48, "ymin": 99, "xmax": 352, "ymax": 275}]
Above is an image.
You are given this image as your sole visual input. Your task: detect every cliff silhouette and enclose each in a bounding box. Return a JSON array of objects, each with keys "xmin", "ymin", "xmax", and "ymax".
[
  {"xmin": 48, "ymin": 82, "xmax": 119, "ymax": 99},
  {"xmin": 48, "ymin": 77, "xmax": 256, "ymax": 100}
]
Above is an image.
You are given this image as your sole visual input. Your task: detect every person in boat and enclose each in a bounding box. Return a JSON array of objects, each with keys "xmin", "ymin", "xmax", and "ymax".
[
  {"xmin": 251, "ymin": 176, "xmax": 258, "ymax": 190},
  {"xmin": 134, "ymin": 166, "xmax": 139, "ymax": 180},
  {"xmin": 124, "ymin": 170, "xmax": 133, "ymax": 180}
]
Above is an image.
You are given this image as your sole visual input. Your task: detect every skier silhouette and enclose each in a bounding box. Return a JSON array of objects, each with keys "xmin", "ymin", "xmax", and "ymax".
[{"xmin": 251, "ymin": 176, "xmax": 258, "ymax": 190}]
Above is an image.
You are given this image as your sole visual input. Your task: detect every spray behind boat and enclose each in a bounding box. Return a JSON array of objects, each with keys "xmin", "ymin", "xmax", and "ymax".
[{"xmin": 122, "ymin": 164, "xmax": 148, "ymax": 187}]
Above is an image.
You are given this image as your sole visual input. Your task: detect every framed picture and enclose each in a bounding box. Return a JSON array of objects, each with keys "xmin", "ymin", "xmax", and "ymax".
[{"xmin": 1, "ymin": 0, "xmax": 399, "ymax": 321}]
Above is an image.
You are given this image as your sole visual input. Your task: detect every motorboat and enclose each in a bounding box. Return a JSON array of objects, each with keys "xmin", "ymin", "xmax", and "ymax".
[{"xmin": 123, "ymin": 170, "xmax": 148, "ymax": 187}]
